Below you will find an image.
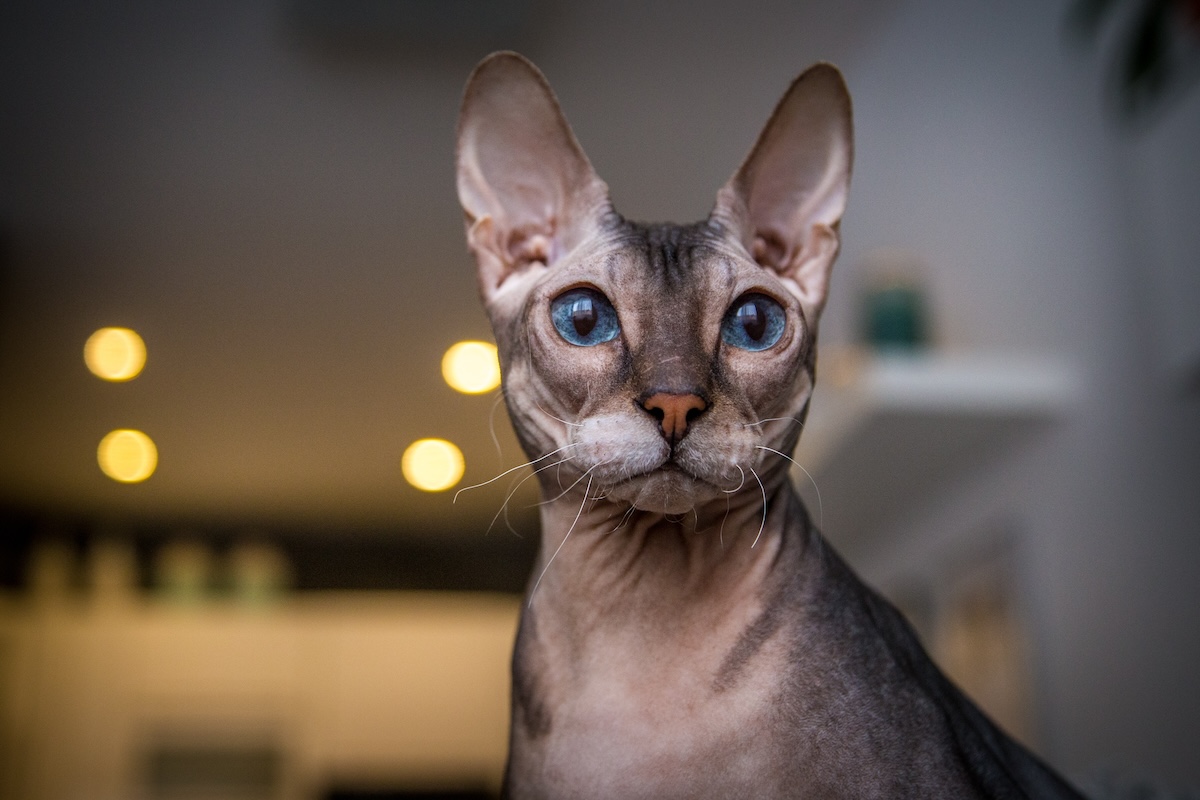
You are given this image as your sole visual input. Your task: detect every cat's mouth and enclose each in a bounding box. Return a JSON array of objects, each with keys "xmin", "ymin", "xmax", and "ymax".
[
  {"xmin": 623, "ymin": 458, "xmax": 690, "ymax": 481},
  {"xmin": 608, "ymin": 459, "xmax": 722, "ymax": 514}
]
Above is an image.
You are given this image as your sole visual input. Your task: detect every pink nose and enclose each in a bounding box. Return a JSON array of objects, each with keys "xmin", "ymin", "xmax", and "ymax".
[{"xmin": 640, "ymin": 392, "xmax": 708, "ymax": 445}]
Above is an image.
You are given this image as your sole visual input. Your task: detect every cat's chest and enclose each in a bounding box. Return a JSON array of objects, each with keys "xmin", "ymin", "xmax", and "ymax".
[
  {"xmin": 518, "ymin": 625, "xmax": 792, "ymax": 799},
  {"xmin": 534, "ymin": 667, "xmax": 784, "ymax": 799}
]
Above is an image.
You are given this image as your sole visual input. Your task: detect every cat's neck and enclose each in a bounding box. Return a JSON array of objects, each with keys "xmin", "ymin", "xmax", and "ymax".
[{"xmin": 527, "ymin": 468, "xmax": 815, "ymax": 625}]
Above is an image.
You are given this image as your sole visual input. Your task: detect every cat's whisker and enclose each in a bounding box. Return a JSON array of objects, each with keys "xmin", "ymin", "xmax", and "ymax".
[
  {"xmin": 597, "ymin": 504, "xmax": 625, "ymax": 527},
  {"xmin": 533, "ymin": 397, "xmax": 582, "ymax": 428},
  {"xmin": 722, "ymin": 463, "xmax": 747, "ymax": 494},
  {"xmin": 755, "ymin": 444, "xmax": 823, "ymax": 530},
  {"xmin": 455, "ymin": 443, "xmax": 579, "ymax": 503},
  {"xmin": 487, "ymin": 391, "xmax": 508, "ymax": 461},
  {"xmin": 749, "ymin": 466, "xmax": 768, "ymax": 548},
  {"xmin": 500, "ymin": 457, "xmax": 573, "ymax": 538},
  {"xmin": 689, "ymin": 506, "xmax": 715, "ymax": 537},
  {"xmin": 528, "ymin": 470, "xmax": 595, "ymax": 605},
  {"xmin": 502, "ymin": 506, "xmax": 522, "ymax": 538},
  {"xmin": 538, "ymin": 459, "xmax": 609, "ymax": 506},
  {"xmin": 553, "ymin": 458, "xmax": 570, "ymax": 493},
  {"xmin": 719, "ymin": 492, "xmax": 731, "ymax": 551},
  {"xmin": 742, "ymin": 415, "xmax": 804, "ymax": 430},
  {"xmin": 610, "ymin": 503, "xmax": 637, "ymax": 533},
  {"xmin": 500, "ymin": 465, "xmax": 533, "ymax": 538},
  {"xmin": 487, "ymin": 456, "xmax": 575, "ymax": 536}
]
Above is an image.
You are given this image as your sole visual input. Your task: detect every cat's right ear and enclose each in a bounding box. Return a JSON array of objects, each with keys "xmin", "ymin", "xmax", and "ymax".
[{"xmin": 456, "ymin": 52, "xmax": 612, "ymax": 304}]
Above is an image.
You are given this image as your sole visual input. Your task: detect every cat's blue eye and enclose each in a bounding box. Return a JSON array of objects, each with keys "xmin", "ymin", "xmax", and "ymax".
[
  {"xmin": 721, "ymin": 293, "xmax": 786, "ymax": 351},
  {"xmin": 551, "ymin": 287, "xmax": 621, "ymax": 347}
]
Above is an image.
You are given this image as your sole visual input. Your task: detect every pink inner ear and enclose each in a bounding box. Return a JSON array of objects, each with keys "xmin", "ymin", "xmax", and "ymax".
[
  {"xmin": 711, "ymin": 64, "xmax": 852, "ymax": 305},
  {"xmin": 512, "ymin": 232, "xmax": 553, "ymax": 268},
  {"xmin": 748, "ymin": 227, "xmax": 806, "ymax": 275},
  {"xmin": 751, "ymin": 233, "xmax": 789, "ymax": 271},
  {"xmin": 456, "ymin": 53, "xmax": 611, "ymax": 299}
]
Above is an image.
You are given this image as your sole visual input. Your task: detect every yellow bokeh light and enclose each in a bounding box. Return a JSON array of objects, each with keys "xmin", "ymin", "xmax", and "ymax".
[
  {"xmin": 98, "ymin": 429, "xmax": 158, "ymax": 483},
  {"xmin": 402, "ymin": 438, "xmax": 465, "ymax": 492},
  {"xmin": 84, "ymin": 327, "xmax": 146, "ymax": 381},
  {"xmin": 442, "ymin": 341, "xmax": 501, "ymax": 394}
]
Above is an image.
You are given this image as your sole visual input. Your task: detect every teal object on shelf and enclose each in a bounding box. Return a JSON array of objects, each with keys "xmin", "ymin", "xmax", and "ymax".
[{"xmin": 863, "ymin": 283, "xmax": 928, "ymax": 350}]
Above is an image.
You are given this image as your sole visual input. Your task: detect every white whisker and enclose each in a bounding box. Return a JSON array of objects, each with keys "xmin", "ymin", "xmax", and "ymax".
[
  {"xmin": 756, "ymin": 444, "xmax": 823, "ymax": 529},
  {"xmin": 610, "ymin": 503, "xmax": 637, "ymax": 533},
  {"xmin": 719, "ymin": 492, "xmax": 731, "ymax": 550},
  {"xmin": 529, "ymin": 470, "xmax": 594, "ymax": 604},
  {"xmin": 487, "ymin": 456, "xmax": 574, "ymax": 535},
  {"xmin": 533, "ymin": 398, "xmax": 582, "ymax": 428},
  {"xmin": 722, "ymin": 463, "xmax": 747, "ymax": 494},
  {"xmin": 539, "ymin": 459, "xmax": 610, "ymax": 506},
  {"xmin": 455, "ymin": 443, "xmax": 578, "ymax": 503},
  {"xmin": 597, "ymin": 504, "xmax": 625, "ymax": 527},
  {"xmin": 742, "ymin": 416, "xmax": 804, "ymax": 430},
  {"xmin": 749, "ymin": 467, "xmax": 767, "ymax": 548},
  {"xmin": 487, "ymin": 391, "xmax": 507, "ymax": 461}
]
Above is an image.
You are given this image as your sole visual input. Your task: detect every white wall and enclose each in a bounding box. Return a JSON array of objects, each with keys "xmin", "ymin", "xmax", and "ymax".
[{"xmin": 832, "ymin": 0, "xmax": 1200, "ymax": 787}]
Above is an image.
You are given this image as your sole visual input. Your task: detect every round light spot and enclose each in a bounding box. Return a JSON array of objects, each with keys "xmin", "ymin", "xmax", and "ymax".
[
  {"xmin": 402, "ymin": 438, "xmax": 465, "ymax": 492},
  {"xmin": 441, "ymin": 341, "xmax": 501, "ymax": 394},
  {"xmin": 98, "ymin": 429, "xmax": 158, "ymax": 483},
  {"xmin": 84, "ymin": 327, "xmax": 146, "ymax": 381}
]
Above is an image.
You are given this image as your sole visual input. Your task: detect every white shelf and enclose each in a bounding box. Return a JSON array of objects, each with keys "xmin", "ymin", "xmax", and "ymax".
[{"xmin": 792, "ymin": 351, "xmax": 1077, "ymax": 549}]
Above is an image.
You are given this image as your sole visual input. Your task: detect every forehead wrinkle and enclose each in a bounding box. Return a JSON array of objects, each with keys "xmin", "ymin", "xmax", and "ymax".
[
  {"xmin": 613, "ymin": 220, "xmax": 722, "ymax": 286},
  {"xmin": 601, "ymin": 222, "xmax": 735, "ymax": 358}
]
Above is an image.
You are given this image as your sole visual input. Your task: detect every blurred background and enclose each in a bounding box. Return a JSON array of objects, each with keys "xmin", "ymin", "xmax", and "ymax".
[{"xmin": 1, "ymin": 1, "xmax": 1198, "ymax": 798}]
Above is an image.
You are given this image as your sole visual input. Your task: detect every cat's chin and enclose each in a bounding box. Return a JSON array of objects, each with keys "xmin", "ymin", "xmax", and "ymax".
[{"xmin": 605, "ymin": 467, "xmax": 717, "ymax": 515}]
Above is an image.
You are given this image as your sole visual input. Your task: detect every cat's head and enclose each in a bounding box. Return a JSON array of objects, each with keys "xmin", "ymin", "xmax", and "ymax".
[{"xmin": 456, "ymin": 53, "xmax": 852, "ymax": 515}]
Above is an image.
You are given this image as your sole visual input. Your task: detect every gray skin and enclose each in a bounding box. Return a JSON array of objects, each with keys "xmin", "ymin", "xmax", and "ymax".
[{"xmin": 455, "ymin": 52, "xmax": 1087, "ymax": 800}]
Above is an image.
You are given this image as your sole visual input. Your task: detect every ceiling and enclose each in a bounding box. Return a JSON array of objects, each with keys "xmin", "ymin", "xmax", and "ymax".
[{"xmin": 0, "ymin": 1, "xmax": 890, "ymax": 535}]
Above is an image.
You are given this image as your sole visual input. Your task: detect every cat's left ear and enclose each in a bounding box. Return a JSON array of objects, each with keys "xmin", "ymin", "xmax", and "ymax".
[{"xmin": 711, "ymin": 63, "xmax": 853, "ymax": 318}]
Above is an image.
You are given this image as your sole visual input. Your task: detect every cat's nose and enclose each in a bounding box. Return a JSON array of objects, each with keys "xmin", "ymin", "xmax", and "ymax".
[{"xmin": 639, "ymin": 392, "xmax": 708, "ymax": 445}]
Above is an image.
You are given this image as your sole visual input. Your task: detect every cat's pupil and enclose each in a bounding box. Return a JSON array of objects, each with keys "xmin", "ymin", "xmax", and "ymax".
[
  {"xmin": 571, "ymin": 298, "xmax": 598, "ymax": 337},
  {"xmin": 737, "ymin": 300, "xmax": 767, "ymax": 341}
]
